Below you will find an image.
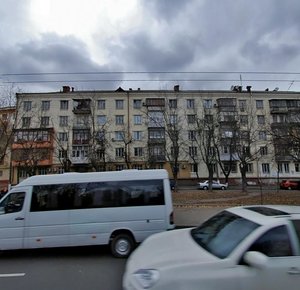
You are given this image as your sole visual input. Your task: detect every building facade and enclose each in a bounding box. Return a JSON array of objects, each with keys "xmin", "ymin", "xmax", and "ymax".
[{"xmin": 10, "ymin": 85, "xmax": 300, "ymax": 185}]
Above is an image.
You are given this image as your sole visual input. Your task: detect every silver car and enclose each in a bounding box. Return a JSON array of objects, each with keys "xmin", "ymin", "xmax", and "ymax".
[{"xmin": 197, "ymin": 180, "xmax": 228, "ymax": 190}]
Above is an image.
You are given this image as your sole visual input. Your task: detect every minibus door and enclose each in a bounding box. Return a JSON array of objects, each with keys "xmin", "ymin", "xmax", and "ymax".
[{"xmin": 0, "ymin": 191, "xmax": 26, "ymax": 250}]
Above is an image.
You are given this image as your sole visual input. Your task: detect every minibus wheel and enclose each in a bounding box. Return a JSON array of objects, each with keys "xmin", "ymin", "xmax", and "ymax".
[{"xmin": 110, "ymin": 233, "xmax": 134, "ymax": 258}]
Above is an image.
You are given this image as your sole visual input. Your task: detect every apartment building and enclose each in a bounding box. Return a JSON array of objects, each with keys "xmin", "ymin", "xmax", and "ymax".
[
  {"xmin": 0, "ymin": 106, "xmax": 15, "ymax": 192},
  {"xmin": 11, "ymin": 85, "xmax": 300, "ymax": 185}
]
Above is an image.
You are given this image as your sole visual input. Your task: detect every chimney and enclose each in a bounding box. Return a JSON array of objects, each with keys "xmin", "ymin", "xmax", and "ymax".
[
  {"xmin": 246, "ymin": 86, "xmax": 252, "ymax": 92},
  {"xmin": 62, "ymin": 86, "xmax": 70, "ymax": 93},
  {"xmin": 174, "ymin": 85, "xmax": 180, "ymax": 92}
]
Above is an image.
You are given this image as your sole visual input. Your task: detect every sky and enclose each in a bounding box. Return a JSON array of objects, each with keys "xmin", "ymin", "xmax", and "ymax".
[{"xmin": 1, "ymin": 0, "xmax": 300, "ymax": 94}]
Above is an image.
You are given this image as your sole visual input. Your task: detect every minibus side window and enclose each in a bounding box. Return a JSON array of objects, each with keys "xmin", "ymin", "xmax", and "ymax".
[{"xmin": 0, "ymin": 192, "xmax": 25, "ymax": 214}]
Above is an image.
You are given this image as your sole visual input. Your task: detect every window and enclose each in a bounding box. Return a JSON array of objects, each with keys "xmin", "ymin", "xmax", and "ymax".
[
  {"xmin": 0, "ymin": 192, "xmax": 26, "ymax": 213},
  {"xmin": 188, "ymin": 130, "xmax": 197, "ymax": 141},
  {"xmin": 134, "ymin": 147, "xmax": 144, "ymax": 157},
  {"xmin": 115, "ymin": 115, "xmax": 124, "ymax": 125},
  {"xmin": 248, "ymin": 226, "xmax": 292, "ymax": 257},
  {"xmin": 116, "ymin": 100, "xmax": 124, "ymax": 109},
  {"xmin": 134, "ymin": 115, "xmax": 142, "ymax": 125},
  {"xmin": 187, "ymin": 99, "xmax": 195, "ymax": 109},
  {"xmin": 149, "ymin": 129, "xmax": 165, "ymax": 140},
  {"xmin": 295, "ymin": 163, "xmax": 300, "ymax": 172},
  {"xmin": 97, "ymin": 115, "xmax": 107, "ymax": 126},
  {"xmin": 22, "ymin": 117, "xmax": 31, "ymax": 128},
  {"xmin": 258, "ymin": 131, "xmax": 267, "ymax": 140},
  {"xmin": 23, "ymin": 101, "xmax": 32, "ymax": 112},
  {"xmin": 96, "ymin": 130, "xmax": 105, "ymax": 141},
  {"xmin": 30, "ymin": 179, "xmax": 164, "ymax": 211},
  {"xmin": 97, "ymin": 100, "xmax": 106, "ymax": 110},
  {"xmin": 189, "ymin": 146, "xmax": 197, "ymax": 157},
  {"xmin": 239, "ymin": 100, "xmax": 247, "ymax": 111},
  {"xmin": 257, "ymin": 115, "xmax": 265, "ymax": 125},
  {"xmin": 60, "ymin": 100, "xmax": 69, "ymax": 110},
  {"xmin": 41, "ymin": 101, "xmax": 50, "ymax": 111},
  {"xmin": 240, "ymin": 115, "xmax": 248, "ymax": 126},
  {"xmin": 204, "ymin": 114, "xmax": 213, "ymax": 123},
  {"xmin": 116, "ymin": 147, "xmax": 124, "ymax": 157},
  {"xmin": 133, "ymin": 131, "xmax": 143, "ymax": 141},
  {"xmin": 187, "ymin": 114, "xmax": 196, "ymax": 124},
  {"xmin": 58, "ymin": 149, "xmax": 68, "ymax": 159},
  {"xmin": 191, "ymin": 163, "xmax": 198, "ymax": 173},
  {"xmin": 38, "ymin": 168, "xmax": 48, "ymax": 175},
  {"xmin": 73, "ymin": 129, "xmax": 90, "ymax": 144},
  {"xmin": 41, "ymin": 116, "xmax": 50, "ymax": 127},
  {"xmin": 246, "ymin": 163, "xmax": 253, "ymax": 173},
  {"xmin": 59, "ymin": 116, "xmax": 68, "ymax": 127},
  {"xmin": 260, "ymin": 146, "xmax": 268, "ymax": 156},
  {"xmin": 72, "ymin": 145, "xmax": 88, "ymax": 158},
  {"xmin": 169, "ymin": 99, "xmax": 177, "ymax": 109},
  {"xmin": 256, "ymin": 100, "xmax": 264, "ymax": 109},
  {"xmin": 114, "ymin": 131, "xmax": 125, "ymax": 141},
  {"xmin": 148, "ymin": 111, "xmax": 164, "ymax": 127},
  {"xmin": 169, "ymin": 114, "xmax": 177, "ymax": 125},
  {"xmin": 133, "ymin": 99, "xmax": 142, "ymax": 109},
  {"xmin": 262, "ymin": 163, "xmax": 270, "ymax": 174},
  {"xmin": 278, "ymin": 162, "xmax": 290, "ymax": 173},
  {"xmin": 203, "ymin": 99, "xmax": 212, "ymax": 109}
]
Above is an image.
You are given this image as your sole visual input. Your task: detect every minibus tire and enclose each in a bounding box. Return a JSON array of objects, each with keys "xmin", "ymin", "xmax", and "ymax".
[{"xmin": 110, "ymin": 233, "xmax": 134, "ymax": 258}]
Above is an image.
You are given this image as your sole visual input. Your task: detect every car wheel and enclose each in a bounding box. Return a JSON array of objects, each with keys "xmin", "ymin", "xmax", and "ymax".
[
  {"xmin": 203, "ymin": 186, "xmax": 208, "ymax": 190},
  {"xmin": 221, "ymin": 186, "xmax": 225, "ymax": 190},
  {"xmin": 288, "ymin": 186, "xmax": 292, "ymax": 190},
  {"xmin": 110, "ymin": 233, "xmax": 134, "ymax": 258}
]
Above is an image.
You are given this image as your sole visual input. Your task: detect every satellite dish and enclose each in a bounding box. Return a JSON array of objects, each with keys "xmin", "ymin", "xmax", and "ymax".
[{"xmin": 273, "ymin": 87, "xmax": 279, "ymax": 91}]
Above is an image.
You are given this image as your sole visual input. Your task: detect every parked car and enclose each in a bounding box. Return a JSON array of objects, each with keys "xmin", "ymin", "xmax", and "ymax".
[
  {"xmin": 123, "ymin": 205, "xmax": 300, "ymax": 290},
  {"xmin": 197, "ymin": 180, "xmax": 228, "ymax": 190},
  {"xmin": 280, "ymin": 180, "xmax": 300, "ymax": 190}
]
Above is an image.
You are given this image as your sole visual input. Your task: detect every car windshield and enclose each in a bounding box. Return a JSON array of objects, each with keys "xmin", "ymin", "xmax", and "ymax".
[{"xmin": 191, "ymin": 211, "xmax": 259, "ymax": 258}]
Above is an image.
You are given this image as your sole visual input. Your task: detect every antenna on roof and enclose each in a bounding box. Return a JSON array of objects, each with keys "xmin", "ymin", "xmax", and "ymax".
[{"xmin": 287, "ymin": 81, "xmax": 294, "ymax": 91}]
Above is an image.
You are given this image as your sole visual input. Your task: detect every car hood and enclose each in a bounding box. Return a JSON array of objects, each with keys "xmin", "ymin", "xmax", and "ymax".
[{"xmin": 126, "ymin": 228, "xmax": 218, "ymax": 272}]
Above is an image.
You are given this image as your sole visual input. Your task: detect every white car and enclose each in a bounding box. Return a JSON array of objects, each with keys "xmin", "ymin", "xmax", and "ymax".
[
  {"xmin": 123, "ymin": 205, "xmax": 300, "ymax": 290},
  {"xmin": 197, "ymin": 180, "xmax": 228, "ymax": 190}
]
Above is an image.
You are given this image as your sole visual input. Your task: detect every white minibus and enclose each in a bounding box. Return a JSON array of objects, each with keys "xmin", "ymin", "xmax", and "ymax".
[{"xmin": 0, "ymin": 169, "xmax": 174, "ymax": 257}]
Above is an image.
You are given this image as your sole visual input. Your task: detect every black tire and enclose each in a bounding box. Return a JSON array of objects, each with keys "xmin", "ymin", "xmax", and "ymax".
[
  {"xmin": 110, "ymin": 233, "xmax": 134, "ymax": 258},
  {"xmin": 221, "ymin": 186, "xmax": 225, "ymax": 190},
  {"xmin": 203, "ymin": 186, "xmax": 208, "ymax": 190}
]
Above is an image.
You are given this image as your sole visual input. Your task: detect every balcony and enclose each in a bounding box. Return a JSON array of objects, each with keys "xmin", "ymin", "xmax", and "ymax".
[{"xmin": 69, "ymin": 156, "xmax": 90, "ymax": 164}]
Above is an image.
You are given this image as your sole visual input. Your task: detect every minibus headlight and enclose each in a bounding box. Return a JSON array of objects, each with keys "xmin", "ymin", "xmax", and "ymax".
[{"xmin": 133, "ymin": 269, "xmax": 160, "ymax": 289}]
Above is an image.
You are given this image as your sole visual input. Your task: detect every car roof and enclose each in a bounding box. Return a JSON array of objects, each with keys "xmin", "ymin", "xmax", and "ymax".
[{"xmin": 227, "ymin": 205, "xmax": 300, "ymax": 225}]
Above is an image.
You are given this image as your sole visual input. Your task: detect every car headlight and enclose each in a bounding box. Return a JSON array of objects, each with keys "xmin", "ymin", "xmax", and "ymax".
[{"xmin": 133, "ymin": 269, "xmax": 160, "ymax": 289}]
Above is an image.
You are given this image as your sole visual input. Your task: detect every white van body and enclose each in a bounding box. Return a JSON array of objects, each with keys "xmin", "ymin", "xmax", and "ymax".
[{"xmin": 0, "ymin": 169, "xmax": 174, "ymax": 257}]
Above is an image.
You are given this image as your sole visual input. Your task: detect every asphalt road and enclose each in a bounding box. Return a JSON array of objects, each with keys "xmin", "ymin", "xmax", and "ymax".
[{"xmin": 0, "ymin": 208, "xmax": 219, "ymax": 290}]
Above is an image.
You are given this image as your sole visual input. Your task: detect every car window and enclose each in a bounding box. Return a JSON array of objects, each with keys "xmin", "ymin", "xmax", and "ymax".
[
  {"xmin": 191, "ymin": 211, "xmax": 259, "ymax": 258},
  {"xmin": 0, "ymin": 192, "xmax": 26, "ymax": 214},
  {"xmin": 291, "ymin": 220, "xmax": 300, "ymax": 251},
  {"xmin": 247, "ymin": 225, "xmax": 293, "ymax": 257}
]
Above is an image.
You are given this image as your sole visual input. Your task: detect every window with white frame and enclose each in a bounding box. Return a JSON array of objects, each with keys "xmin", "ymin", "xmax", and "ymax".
[
  {"xmin": 257, "ymin": 115, "xmax": 265, "ymax": 125},
  {"xmin": 59, "ymin": 116, "xmax": 68, "ymax": 127},
  {"xmin": 262, "ymin": 163, "xmax": 270, "ymax": 174},
  {"xmin": 260, "ymin": 146, "xmax": 268, "ymax": 156},
  {"xmin": 187, "ymin": 114, "xmax": 196, "ymax": 124},
  {"xmin": 295, "ymin": 163, "xmax": 300, "ymax": 172},
  {"xmin": 41, "ymin": 101, "xmax": 50, "ymax": 111},
  {"xmin": 258, "ymin": 131, "xmax": 267, "ymax": 140},
  {"xmin": 114, "ymin": 131, "xmax": 125, "ymax": 141},
  {"xmin": 256, "ymin": 100, "xmax": 264, "ymax": 109},
  {"xmin": 97, "ymin": 99, "xmax": 105, "ymax": 109},
  {"xmin": 41, "ymin": 116, "xmax": 50, "ymax": 127},
  {"xmin": 169, "ymin": 99, "xmax": 177, "ymax": 109},
  {"xmin": 115, "ymin": 147, "xmax": 124, "ymax": 157},
  {"xmin": 60, "ymin": 100, "xmax": 69, "ymax": 110},
  {"xmin": 134, "ymin": 115, "xmax": 142, "ymax": 125},
  {"xmin": 115, "ymin": 115, "xmax": 124, "ymax": 125},
  {"xmin": 23, "ymin": 101, "xmax": 32, "ymax": 111},
  {"xmin": 58, "ymin": 132, "xmax": 68, "ymax": 142},
  {"xmin": 133, "ymin": 99, "xmax": 142, "ymax": 109},
  {"xmin": 203, "ymin": 99, "xmax": 212, "ymax": 109},
  {"xmin": 246, "ymin": 163, "xmax": 253, "ymax": 173},
  {"xmin": 278, "ymin": 162, "xmax": 290, "ymax": 173},
  {"xmin": 189, "ymin": 146, "xmax": 197, "ymax": 157},
  {"xmin": 22, "ymin": 117, "xmax": 31, "ymax": 128},
  {"xmin": 133, "ymin": 131, "xmax": 143, "ymax": 140},
  {"xmin": 187, "ymin": 99, "xmax": 195, "ymax": 109},
  {"xmin": 97, "ymin": 115, "xmax": 107, "ymax": 125},
  {"xmin": 191, "ymin": 163, "xmax": 198, "ymax": 173},
  {"xmin": 240, "ymin": 115, "xmax": 248, "ymax": 126},
  {"xmin": 169, "ymin": 114, "xmax": 177, "ymax": 125},
  {"xmin": 134, "ymin": 147, "xmax": 144, "ymax": 157},
  {"xmin": 188, "ymin": 130, "xmax": 197, "ymax": 141},
  {"xmin": 115, "ymin": 100, "xmax": 124, "ymax": 109}
]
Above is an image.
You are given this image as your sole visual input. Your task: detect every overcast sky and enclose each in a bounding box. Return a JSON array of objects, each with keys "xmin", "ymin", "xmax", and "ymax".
[{"xmin": 1, "ymin": 0, "xmax": 300, "ymax": 93}]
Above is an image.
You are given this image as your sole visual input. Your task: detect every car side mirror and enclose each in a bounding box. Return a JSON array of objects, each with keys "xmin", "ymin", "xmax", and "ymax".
[{"xmin": 243, "ymin": 251, "xmax": 268, "ymax": 269}]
